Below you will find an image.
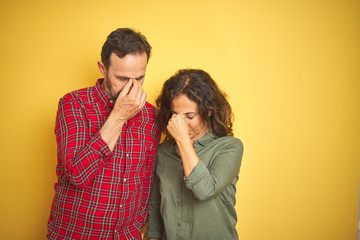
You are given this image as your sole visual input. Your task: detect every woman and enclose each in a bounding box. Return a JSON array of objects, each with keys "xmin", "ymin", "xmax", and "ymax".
[{"xmin": 146, "ymin": 69, "xmax": 243, "ymax": 240}]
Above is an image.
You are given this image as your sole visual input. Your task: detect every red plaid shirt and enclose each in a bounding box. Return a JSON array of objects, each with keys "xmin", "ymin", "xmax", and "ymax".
[{"xmin": 47, "ymin": 79, "xmax": 160, "ymax": 239}]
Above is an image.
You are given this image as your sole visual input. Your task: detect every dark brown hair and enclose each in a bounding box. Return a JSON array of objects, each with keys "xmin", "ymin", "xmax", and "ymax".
[
  {"xmin": 156, "ymin": 69, "xmax": 234, "ymax": 142},
  {"xmin": 101, "ymin": 28, "xmax": 151, "ymax": 69}
]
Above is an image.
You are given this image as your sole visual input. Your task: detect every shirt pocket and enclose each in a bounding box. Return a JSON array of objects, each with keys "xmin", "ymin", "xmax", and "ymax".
[{"xmin": 127, "ymin": 134, "xmax": 152, "ymax": 171}]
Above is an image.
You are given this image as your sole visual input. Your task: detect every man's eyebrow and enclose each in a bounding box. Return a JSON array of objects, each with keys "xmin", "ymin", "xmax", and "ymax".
[
  {"xmin": 116, "ymin": 75, "xmax": 145, "ymax": 80},
  {"xmin": 115, "ymin": 75, "xmax": 129, "ymax": 79},
  {"xmin": 136, "ymin": 75, "xmax": 145, "ymax": 79}
]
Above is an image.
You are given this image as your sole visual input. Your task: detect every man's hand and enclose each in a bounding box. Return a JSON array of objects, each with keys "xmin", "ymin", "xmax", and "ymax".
[
  {"xmin": 100, "ymin": 79, "xmax": 146, "ymax": 151},
  {"xmin": 112, "ymin": 79, "xmax": 147, "ymax": 121}
]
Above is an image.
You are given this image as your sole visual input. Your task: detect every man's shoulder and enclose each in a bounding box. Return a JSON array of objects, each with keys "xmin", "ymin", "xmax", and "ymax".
[
  {"xmin": 144, "ymin": 102, "xmax": 156, "ymax": 113},
  {"xmin": 140, "ymin": 102, "xmax": 160, "ymax": 136},
  {"xmin": 142, "ymin": 102, "xmax": 158, "ymax": 124},
  {"xmin": 59, "ymin": 86, "xmax": 95, "ymax": 106}
]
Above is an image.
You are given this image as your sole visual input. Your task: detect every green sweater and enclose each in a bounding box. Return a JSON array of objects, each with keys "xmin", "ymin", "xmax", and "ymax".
[{"xmin": 146, "ymin": 132, "xmax": 243, "ymax": 240}]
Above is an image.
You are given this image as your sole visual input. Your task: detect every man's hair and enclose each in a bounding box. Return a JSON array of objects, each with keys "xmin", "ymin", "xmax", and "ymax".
[
  {"xmin": 156, "ymin": 69, "xmax": 234, "ymax": 143},
  {"xmin": 101, "ymin": 28, "xmax": 151, "ymax": 69}
]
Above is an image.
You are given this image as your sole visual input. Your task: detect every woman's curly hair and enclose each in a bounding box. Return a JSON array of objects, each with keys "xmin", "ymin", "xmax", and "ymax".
[{"xmin": 156, "ymin": 69, "xmax": 234, "ymax": 143}]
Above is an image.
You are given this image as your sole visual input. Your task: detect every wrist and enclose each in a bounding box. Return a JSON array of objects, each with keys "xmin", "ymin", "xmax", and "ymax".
[
  {"xmin": 109, "ymin": 112, "xmax": 127, "ymax": 128},
  {"xmin": 175, "ymin": 135, "xmax": 192, "ymax": 147},
  {"xmin": 101, "ymin": 114, "xmax": 125, "ymax": 136}
]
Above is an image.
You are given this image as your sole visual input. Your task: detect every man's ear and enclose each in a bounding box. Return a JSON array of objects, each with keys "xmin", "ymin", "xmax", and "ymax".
[{"xmin": 97, "ymin": 61, "xmax": 106, "ymax": 77}]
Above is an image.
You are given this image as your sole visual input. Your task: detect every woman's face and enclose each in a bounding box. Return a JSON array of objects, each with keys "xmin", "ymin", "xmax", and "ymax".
[{"xmin": 171, "ymin": 94, "xmax": 209, "ymax": 142}]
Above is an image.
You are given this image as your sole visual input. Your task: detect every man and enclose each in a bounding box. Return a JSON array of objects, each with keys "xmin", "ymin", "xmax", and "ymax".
[{"xmin": 47, "ymin": 28, "xmax": 160, "ymax": 239}]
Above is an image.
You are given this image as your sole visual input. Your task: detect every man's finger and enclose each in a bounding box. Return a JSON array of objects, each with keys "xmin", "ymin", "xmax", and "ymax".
[
  {"xmin": 139, "ymin": 91, "xmax": 147, "ymax": 110},
  {"xmin": 127, "ymin": 79, "xmax": 143, "ymax": 98},
  {"xmin": 118, "ymin": 79, "xmax": 133, "ymax": 97}
]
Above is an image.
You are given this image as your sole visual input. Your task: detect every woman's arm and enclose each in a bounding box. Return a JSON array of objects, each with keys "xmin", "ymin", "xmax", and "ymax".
[
  {"xmin": 166, "ymin": 113, "xmax": 243, "ymax": 201},
  {"xmin": 166, "ymin": 114, "xmax": 200, "ymax": 177},
  {"xmin": 184, "ymin": 138, "xmax": 243, "ymax": 200}
]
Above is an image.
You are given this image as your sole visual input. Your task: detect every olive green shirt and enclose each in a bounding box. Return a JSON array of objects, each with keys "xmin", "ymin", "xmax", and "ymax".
[{"xmin": 146, "ymin": 132, "xmax": 243, "ymax": 240}]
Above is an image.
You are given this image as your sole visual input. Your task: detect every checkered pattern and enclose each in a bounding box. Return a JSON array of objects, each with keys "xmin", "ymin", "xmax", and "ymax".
[{"xmin": 47, "ymin": 79, "xmax": 160, "ymax": 239}]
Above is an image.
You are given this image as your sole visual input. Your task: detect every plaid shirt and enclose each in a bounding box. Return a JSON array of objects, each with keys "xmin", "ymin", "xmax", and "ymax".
[{"xmin": 47, "ymin": 79, "xmax": 160, "ymax": 239}]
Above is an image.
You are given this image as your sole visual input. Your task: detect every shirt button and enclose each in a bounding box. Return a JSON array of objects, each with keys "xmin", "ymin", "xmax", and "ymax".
[
  {"xmin": 120, "ymin": 205, "xmax": 123, "ymax": 208},
  {"xmin": 123, "ymin": 178, "xmax": 127, "ymax": 182},
  {"xmin": 126, "ymin": 153, "xmax": 129, "ymax": 157}
]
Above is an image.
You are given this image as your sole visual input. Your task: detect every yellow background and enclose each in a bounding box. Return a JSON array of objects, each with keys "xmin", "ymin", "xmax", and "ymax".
[{"xmin": 0, "ymin": 0, "xmax": 359, "ymax": 239}]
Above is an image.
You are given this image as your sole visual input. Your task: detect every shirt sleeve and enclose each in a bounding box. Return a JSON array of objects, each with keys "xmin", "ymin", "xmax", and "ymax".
[
  {"xmin": 184, "ymin": 138, "xmax": 243, "ymax": 201},
  {"xmin": 146, "ymin": 171, "xmax": 164, "ymax": 239},
  {"xmin": 55, "ymin": 97, "xmax": 114, "ymax": 188}
]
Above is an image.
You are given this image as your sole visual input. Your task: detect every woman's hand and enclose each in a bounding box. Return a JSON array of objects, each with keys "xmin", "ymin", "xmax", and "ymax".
[
  {"xmin": 167, "ymin": 114, "xmax": 199, "ymax": 177},
  {"xmin": 167, "ymin": 114, "xmax": 191, "ymax": 144}
]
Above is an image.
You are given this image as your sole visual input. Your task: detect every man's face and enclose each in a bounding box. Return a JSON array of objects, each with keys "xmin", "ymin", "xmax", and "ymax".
[{"xmin": 98, "ymin": 52, "xmax": 148, "ymax": 102}]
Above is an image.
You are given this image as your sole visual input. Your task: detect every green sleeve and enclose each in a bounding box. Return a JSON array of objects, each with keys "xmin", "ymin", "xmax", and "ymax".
[
  {"xmin": 184, "ymin": 138, "xmax": 243, "ymax": 200},
  {"xmin": 146, "ymin": 174, "xmax": 163, "ymax": 239}
]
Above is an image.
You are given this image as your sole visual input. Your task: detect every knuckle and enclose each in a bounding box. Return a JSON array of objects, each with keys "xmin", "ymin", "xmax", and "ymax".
[{"xmin": 128, "ymin": 95, "xmax": 135, "ymax": 101}]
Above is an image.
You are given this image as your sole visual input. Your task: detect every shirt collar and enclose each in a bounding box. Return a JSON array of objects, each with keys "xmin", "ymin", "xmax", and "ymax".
[
  {"xmin": 94, "ymin": 78, "xmax": 114, "ymax": 110},
  {"xmin": 170, "ymin": 131, "xmax": 217, "ymax": 148},
  {"xmin": 193, "ymin": 131, "xmax": 217, "ymax": 147}
]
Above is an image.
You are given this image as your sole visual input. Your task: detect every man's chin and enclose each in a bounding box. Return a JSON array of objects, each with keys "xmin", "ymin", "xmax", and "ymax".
[{"xmin": 110, "ymin": 92, "xmax": 120, "ymax": 103}]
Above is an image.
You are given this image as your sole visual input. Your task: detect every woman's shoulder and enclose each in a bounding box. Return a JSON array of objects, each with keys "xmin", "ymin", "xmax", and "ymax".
[
  {"xmin": 208, "ymin": 135, "xmax": 243, "ymax": 156},
  {"xmin": 213, "ymin": 134, "xmax": 243, "ymax": 147},
  {"xmin": 211, "ymin": 136, "xmax": 244, "ymax": 162}
]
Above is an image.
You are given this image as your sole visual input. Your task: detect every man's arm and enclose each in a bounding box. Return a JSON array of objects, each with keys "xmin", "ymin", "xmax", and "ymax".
[
  {"xmin": 57, "ymin": 79, "xmax": 146, "ymax": 188},
  {"xmin": 56, "ymin": 99, "xmax": 112, "ymax": 188}
]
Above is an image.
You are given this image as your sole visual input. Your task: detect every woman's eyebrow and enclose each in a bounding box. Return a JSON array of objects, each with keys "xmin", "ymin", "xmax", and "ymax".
[{"xmin": 171, "ymin": 110, "xmax": 197, "ymax": 115}]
